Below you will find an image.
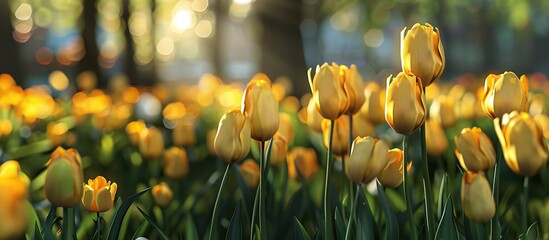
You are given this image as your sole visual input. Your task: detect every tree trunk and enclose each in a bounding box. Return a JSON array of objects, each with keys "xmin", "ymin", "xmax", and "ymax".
[
  {"xmin": 0, "ymin": 1, "xmax": 22, "ymax": 83},
  {"xmin": 80, "ymin": 0, "xmax": 102, "ymax": 87},
  {"xmin": 122, "ymin": 0, "xmax": 138, "ymax": 85},
  {"xmin": 255, "ymin": 0, "xmax": 308, "ymax": 96}
]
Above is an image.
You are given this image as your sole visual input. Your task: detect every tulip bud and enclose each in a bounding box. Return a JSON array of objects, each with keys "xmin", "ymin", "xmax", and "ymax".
[
  {"xmin": 307, "ymin": 63, "xmax": 348, "ymax": 120},
  {"xmin": 44, "ymin": 147, "xmax": 84, "ymax": 207},
  {"xmin": 47, "ymin": 122, "xmax": 68, "ymax": 147},
  {"xmin": 401, "ymin": 23, "xmax": 445, "ymax": 87},
  {"xmin": 482, "ymin": 72, "xmax": 528, "ymax": 119},
  {"xmin": 126, "ymin": 120, "xmax": 146, "ymax": 145},
  {"xmin": 163, "ymin": 147, "xmax": 189, "ymax": 180},
  {"xmin": 270, "ymin": 133, "xmax": 288, "ymax": 165},
  {"xmin": 238, "ymin": 159, "xmax": 260, "ymax": 188},
  {"xmin": 528, "ymin": 93, "xmax": 546, "ymax": 116},
  {"xmin": 214, "ymin": 110, "xmax": 251, "ymax": 164},
  {"xmin": 278, "ymin": 113, "xmax": 294, "ymax": 144},
  {"xmin": 494, "ymin": 111, "xmax": 548, "ymax": 176},
  {"xmin": 385, "ymin": 72, "xmax": 426, "ymax": 135},
  {"xmin": 346, "ymin": 136, "xmax": 389, "ymax": 185},
  {"xmin": 152, "ymin": 182, "xmax": 173, "ymax": 208},
  {"xmin": 359, "ymin": 82, "xmax": 385, "ymax": 125},
  {"xmin": 337, "ymin": 64, "xmax": 365, "ymax": 115},
  {"xmin": 377, "ymin": 148, "xmax": 410, "ymax": 188},
  {"xmin": 454, "ymin": 127, "xmax": 496, "ymax": 172},
  {"xmin": 425, "ymin": 119, "xmax": 449, "ymax": 156},
  {"xmin": 173, "ymin": 121, "xmax": 196, "ymax": 147},
  {"xmin": 139, "ymin": 126, "xmax": 165, "ymax": 160},
  {"xmin": 287, "ymin": 147, "xmax": 318, "ymax": 180},
  {"xmin": 0, "ymin": 119, "xmax": 12, "ymax": 138},
  {"xmin": 299, "ymin": 98, "xmax": 323, "ymax": 132},
  {"xmin": 429, "ymin": 95, "xmax": 457, "ymax": 128},
  {"xmin": 533, "ymin": 114, "xmax": 549, "ymax": 141},
  {"xmin": 461, "ymin": 172, "xmax": 495, "ymax": 223},
  {"xmin": 322, "ymin": 117, "xmax": 350, "ymax": 157},
  {"xmin": 82, "ymin": 176, "xmax": 117, "ymax": 212},
  {"xmin": 457, "ymin": 92, "xmax": 478, "ymax": 120},
  {"xmin": 242, "ymin": 78, "xmax": 279, "ymax": 141},
  {"xmin": 0, "ymin": 161, "xmax": 28, "ymax": 239},
  {"xmin": 352, "ymin": 114, "xmax": 375, "ymax": 138}
]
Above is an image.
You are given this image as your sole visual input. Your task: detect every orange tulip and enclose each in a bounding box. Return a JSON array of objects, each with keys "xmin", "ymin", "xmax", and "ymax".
[
  {"xmin": 82, "ymin": 176, "xmax": 117, "ymax": 212},
  {"xmin": 0, "ymin": 161, "xmax": 29, "ymax": 239},
  {"xmin": 238, "ymin": 159, "xmax": 260, "ymax": 188},
  {"xmin": 163, "ymin": 147, "xmax": 189, "ymax": 180},
  {"xmin": 152, "ymin": 182, "xmax": 174, "ymax": 208},
  {"xmin": 287, "ymin": 147, "xmax": 318, "ymax": 180}
]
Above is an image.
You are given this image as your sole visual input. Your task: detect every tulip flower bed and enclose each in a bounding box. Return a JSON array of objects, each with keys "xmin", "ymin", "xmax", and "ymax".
[{"xmin": 2, "ymin": 22, "xmax": 549, "ymax": 240}]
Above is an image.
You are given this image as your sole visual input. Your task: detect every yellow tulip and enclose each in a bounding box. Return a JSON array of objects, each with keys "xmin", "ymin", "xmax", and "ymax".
[
  {"xmin": 269, "ymin": 133, "xmax": 288, "ymax": 166},
  {"xmin": 307, "ymin": 63, "xmax": 348, "ymax": 120},
  {"xmin": 385, "ymin": 72, "xmax": 426, "ymax": 135},
  {"xmin": 359, "ymin": 82, "xmax": 385, "ymax": 125},
  {"xmin": 299, "ymin": 98, "xmax": 323, "ymax": 132},
  {"xmin": 163, "ymin": 147, "xmax": 189, "ymax": 180},
  {"xmin": 214, "ymin": 110, "xmax": 251, "ymax": 164},
  {"xmin": 533, "ymin": 114, "xmax": 549, "ymax": 141},
  {"xmin": 337, "ymin": 64, "xmax": 365, "ymax": 115},
  {"xmin": 425, "ymin": 119, "xmax": 449, "ymax": 157},
  {"xmin": 242, "ymin": 78, "xmax": 279, "ymax": 141},
  {"xmin": 152, "ymin": 182, "xmax": 173, "ymax": 208},
  {"xmin": 346, "ymin": 136, "xmax": 389, "ymax": 185},
  {"xmin": 528, "ymin": 93, "xmax": 546, "ymax": 116},
  {"xmin": 494, "ymin": 111, "xmax": 548, "ymax": 176},
  {"xmin": 429, "ymin": 95, "xmax": 457, "ymax": 128},
  {"xmin": 173, "ymin": 121, "xmax": 196, "ymax": 147},
  {"xmin": 278, "ymin": 113, "xmax": 294, "ymax": 144},
  {"xmin": 0, "ymin": 161, "xmax": 28, "ymax": 240},
  {"xmin": 322, "ymin": 117, "xmax": 350, "ymax": 157},
  {"xmin": 139, "ymin": 126, "xmax": 165, "ymax": 160},
  {"xmin": 482, "ymin": 72, "xmax": 528, "ymax": 119},
  {"xmin": 44, "ymin": 147, "xmax": 83, "ymax": 207},
  {"xmin": 401, "ymin": 23, "xmax": 445, "ymax": 87},
  {"xmin": 82, "ymin": 176, "xmax": 117, "ymax": 212},
  {"xmin": 0, "ymin": 120, "xmax": 12, "ymax": 138},
  {"xmin": 238, "ymin": 159, "xmax": 260, "ymax": 188},
  {"xmin": 287, "ymin": 147, "xmax": 318, "ymax": 180},
  {"xmin": 454, "ymin": 127, "xmax": 495, "ymax": 172},
  {"xmin": 352, "ymin": 114, "xmax": 375, "ymax": 138},
  {"xmin": 461, "ymin": 172, "xmax": 495, "ymax": 223},
  {"xmin": 47, "ymin": 122, "xmax": 68, "ymax": 147},
  {"xmin": 126, "ymin": 120, "xmax": 146, "ymax": 146},
  {"xmin": 377, "ymin": 148, "xmax": 411, "ymax": 188}
]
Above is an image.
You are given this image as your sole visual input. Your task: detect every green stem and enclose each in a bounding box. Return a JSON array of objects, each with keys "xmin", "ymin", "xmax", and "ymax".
[
  {"xmin": 250, "ymin": 188, "xmax": 259, "ymax": 240},
  {"xmin": 208, "ymin": 164, "xmax": 231, "ymax": 240},
  {"xmin": 522, "ymin": 176, "xmax": 530, "ymax": 233},
  {"xmin": 348, "ymin": 114, "xmax": 355, "ymax": 207},
  {"xmin": 259, "ymin": 140, "xmax": 267, "ymax": 239},
  {"xmin": 324, "ymin": 119, "xmax": 335, "ymax": 240},
  {"xmin": 344, "ymin": 184, "xmax": 360, "ymax": 240},
  {"xmin": 420, "ymin": 121, "xmax": 435, "ymax": 239},
  {"xmin": 62, "ymin": 207, "xmax": 74, "ymax": 240},
  {"xmin": 93, "ymin": 212, "xmax": 101, "ymax": 240},
  {"xmin": 490, "ymin": 141, "xmax": 502, "ymax": 240},
  {"xmin": 403, "ymin": 136, "xmax": 418, "ymax": 240}
]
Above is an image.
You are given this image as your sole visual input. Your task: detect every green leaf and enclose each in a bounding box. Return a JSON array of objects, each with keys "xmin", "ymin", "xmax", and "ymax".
[
  {"xmin": 107, "ymin": 187, "xmax": 151, "ymax": 240},
  {"xmin": 294, "ymin": 217, "xmax": 312, "ymax": 240},
  {"xmin": 130, "ymin": 222, "xmax": 146, "ymax": 240},
  {"xmin": 9, "ymin": 140, "xmax": 52, "ymax": 159},
  {"xmin": 226, "ymin": 202, "xmax": 242, "ymax": 239},
  {"xmin": 25, "ymin": 201, "xmax": 40, "ymax": 239},
  {"xmin": 355, "ymin": 188, "xmax": 374, "ymax": 239},
  {"xmin": 333, "ymin": 207, "xmax": 347, "ymax": 240},
  {"xmin": 434, "ymin": 195, "xmax": 458, "ymax": 240},
  {"xmin": 136, "ymin": 207, "xmax": 170, "ymax": 240},
  {"xmin": 33, "ymin": 221, "xmax": 44, "ymax": 240},
  {"xmin": 185, "ymin": 215, "xmax": 199, "ymax": 240},
  {"xmin": 43, "ymin": 207, "xmax": 59, "ymax": 240},
  {"xmin": 233, "ymin": 165, "xmax": 253, "ymax": 217},
  {"xmin": 376, "ymin": 181, "xmax": 399, "ymax": 240},
  {"xmin": 519, "ymin": 222, "xmax": 539, "ymax": 240}
]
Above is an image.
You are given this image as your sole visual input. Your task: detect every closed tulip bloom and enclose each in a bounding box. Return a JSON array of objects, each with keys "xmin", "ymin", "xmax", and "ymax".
[
  {"xmin": 173, "ymin": 122, "xmax": 196, "ymax": 147},
  {"xmin": 352, "ymin": 114, "xmax": 375, "ymax": 138},
  {"xmin": 278, "ymin": 113, "xmax": 294, "ymax": 143},
  {"xmin": 495, "ymin": 111, "xmax": 548, "ymax": 176},
  {"xmin": 242, "ymin": 79, "xmax": 279, "ymax": 141},
  {"xmin": 287, "ymin": 147, "xmax": 318, "ymax": 180},
  {"xmin": 346, "ymin": 136, "xmax": 389, "ymax": 185},
  {"xmin": 152, "ymin": 182, "xmax": 173, "ymax": 208},
  {"xmin": 461, "ymin": 172, "xmax": 495, "ymax": 223},
  {"xmin": 302, "ymin": 98, "xmax": 323, "ymax": 132},
  {"xmin": 44, "ymin": 147, "xmax": 83, "ymax": 207},
  {"xmin": 139, "ymin": 126, "xmax": 164, "ymax": 160},
  {"xmin": 454, "ymin": 127, "xmax": 496, "ymax": 172},
  {"xmin": 0, "ymin": 161, "xmax": 29, "ymax": 239},
  {"xmin": 425, "ymin": 119, "xmax": 449, "ymax": 156},
  {"xmin": 82, "ymin": 176, "xmax": 117, "ymax": 212},
  {"xmin": 163, "ymin": 147, "xmax": 189, "ymax": 180},
  {"xmin": 214, "ymin": 110, "xmax": 251, "ymax": 164},
  {"xmin": 430, "ymin": 95, "xmax": 457, "ymax": 128},
  {"xmin": 338, "ymin": 64, "xmax": 365, "ymax": 115},
  {"xmin": 126, "ymin": 120, "xmax": 146, "ymax": 145},
  {"xmin": 307, "ymin": 63, "xmax": 348, "ymax": 120},
  {"xmin": 377, "ymin": 148, "xmax": 411, "ymax": 188},
  {"xmin": 238, "ymin": 159, "xmax": 260, "ymax": 188},
  {"xmin": 359, "ymin": 82, "xmax": 385, "ymax": 125},
  {"xmin": 533, "ymin": 114, "xmax": 549, "ymax": 141},
  {"xmin": 482, "ymin": 72, "xmax": 528, "ymax": 119},
  {"xmin": 322, "ymin": 117, "xmax": 350, "ymax": 157},
  {"xmin": 270, "ymin": 133, "xmax": 288, "ymax": 165},
  {"xmin": 385, "ymin": 72, "xmax": 426, "ymax": 135},
  {"xmin": 401, "ymin": 23, "xmax": 445, "ymax": 87}
]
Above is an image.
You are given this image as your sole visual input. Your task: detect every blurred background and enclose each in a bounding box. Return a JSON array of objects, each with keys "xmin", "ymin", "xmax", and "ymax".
[{"xmin": 1, "ymin": 0, "xmax": 549, "ymax": 96}]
